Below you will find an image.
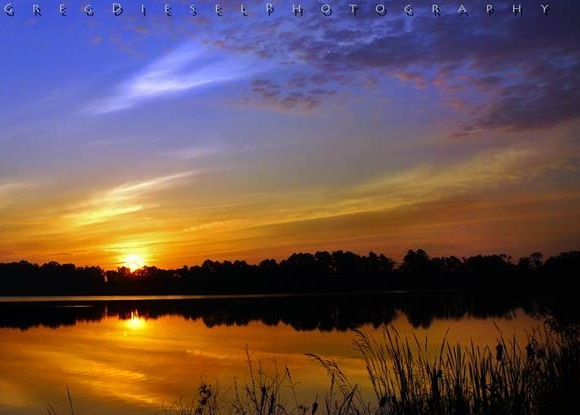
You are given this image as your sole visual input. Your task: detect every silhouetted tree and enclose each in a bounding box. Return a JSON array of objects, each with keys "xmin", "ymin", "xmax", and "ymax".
[{"xmin": 0, "ymin": 250, "xmax": 579, "ymax": 296}]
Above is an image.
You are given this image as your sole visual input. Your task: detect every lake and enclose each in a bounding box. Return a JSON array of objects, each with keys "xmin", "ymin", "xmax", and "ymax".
[{"xmin": 0, "ymin": 293, "xmax": 546, "ymax": 415}]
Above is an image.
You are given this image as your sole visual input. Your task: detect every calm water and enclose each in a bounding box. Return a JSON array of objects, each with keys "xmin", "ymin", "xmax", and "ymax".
[{"xmin": 0, "ymin": 293, "xmax": 544, "ymax": 415}]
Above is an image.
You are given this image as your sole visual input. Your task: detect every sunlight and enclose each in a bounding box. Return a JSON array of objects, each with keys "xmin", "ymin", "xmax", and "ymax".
[
  {"xmin": 124, "ymin": 311, "xmax": 146, "ymax": 330},
  {"xmin": 123, "ymin": 254, "xmax": 145, "ymax": 272}
]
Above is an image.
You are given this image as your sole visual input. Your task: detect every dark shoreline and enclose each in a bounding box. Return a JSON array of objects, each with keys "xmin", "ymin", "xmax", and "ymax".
[
  {"xmin": 0, "ymin": 291, "xmax": 564, "ymax": 332},
  {"xmin": 2, "ymin": 249, "xmax": 579, "ymax": 297}
]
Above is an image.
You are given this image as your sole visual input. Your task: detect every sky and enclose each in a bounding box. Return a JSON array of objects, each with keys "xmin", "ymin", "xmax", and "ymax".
[{"xmin": 1, "ymin": 1, "xmax": 579, "ymax": 269}]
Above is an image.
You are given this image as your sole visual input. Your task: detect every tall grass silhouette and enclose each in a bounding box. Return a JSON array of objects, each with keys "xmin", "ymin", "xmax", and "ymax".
[{"xmin": 51, "ymin": 322, "xmax": 579, "ymax": 415}]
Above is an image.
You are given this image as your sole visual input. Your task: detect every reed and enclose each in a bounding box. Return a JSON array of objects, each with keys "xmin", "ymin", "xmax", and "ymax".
[
  {"xmin": 352, "ymin": 324, "xmax": 579, "ymax": 414},
  {"xmin": 52, "ymin": 322, "xmax": 580, "ymax": 415}
]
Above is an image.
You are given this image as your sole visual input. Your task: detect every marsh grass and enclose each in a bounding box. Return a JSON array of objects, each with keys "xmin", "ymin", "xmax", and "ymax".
[
  {"xmin": 160, "ymin": 349, "xmax": 321, "ymax": 415},
  {"xmin": 351, "ymin": 324, "xmax": 579, "ymax": 415},
  {"xmin": 52, "ymin": 323, "xmax": 579, "ymax": 415},
  {"xmin": 47, "ymin": 386, "xmax": 76, "ymax": 415},
  {"xmin": 159, "ymin": 323, "xmax": 578, "ymax": 415}
]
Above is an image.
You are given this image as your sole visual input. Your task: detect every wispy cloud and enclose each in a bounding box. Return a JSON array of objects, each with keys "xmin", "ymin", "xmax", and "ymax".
[
  {"xmin": 65, "ymin": 171, "xmax": 195, "ymax": 226},
  {"xmin": 223, "ymin": 145, "xmax": 564, "ymax": 231},
  {"xmin": 164, "ymin": 146, "xmax": 551, "ymax": 244},
  {"xmin": 89, "ymin": 40, "xmax": 266, "ymax": 114},
  {"xmin": 0, "ymin": 181, "xmax": 32, "ymax": 209},
  {"xmin": 0, "ymin": 182, "xmax": 23, "ymax": 195},
  {"xmin": 160, "ymin": 146, "xmax": 224, "ymax": 161},
  {"xmin": 352, "ymin": 146, "xmax": 557, "ymax": 206}
]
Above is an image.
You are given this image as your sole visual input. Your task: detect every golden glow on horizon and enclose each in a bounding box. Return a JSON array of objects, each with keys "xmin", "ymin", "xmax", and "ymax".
[
  {"xmin": 123, "ymin": 254, "xmax": 145, "ymax": 272},
  {"xmin": 1, "ymin": 128, "xmax": 578, "ymax": 269}
]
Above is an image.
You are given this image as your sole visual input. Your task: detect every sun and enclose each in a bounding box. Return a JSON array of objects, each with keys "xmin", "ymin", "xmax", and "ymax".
[{"xmin": 123, "ymin": 254, "xmax": 145, "ymax": 272}]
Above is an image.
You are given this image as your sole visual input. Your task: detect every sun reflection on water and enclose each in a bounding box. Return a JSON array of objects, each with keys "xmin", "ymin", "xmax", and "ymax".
[{"xmin": 124, "ymin": 311, "xmax": 146, "ymax": 330}]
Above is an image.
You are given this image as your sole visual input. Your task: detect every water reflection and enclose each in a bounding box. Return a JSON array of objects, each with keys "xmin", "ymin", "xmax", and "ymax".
[
  {"xmin": 0, "ymin": 292, "xmax": 555, "ymax": 331},
  {"xmin": 124, "ymin": 311, "xmax": 147, "ymax": 331},
  {"xmin": 0, "ymin": 293, "xmax": 562, "ymax": 415}
]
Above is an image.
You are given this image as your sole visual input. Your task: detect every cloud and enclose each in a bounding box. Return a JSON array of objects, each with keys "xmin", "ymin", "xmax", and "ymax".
[
  {"xmin": 363, "ymin": 151, "xmax": 526, "ymax": 193},
  {"xmin": 0, "ymin": 182, "xmax": 23, "ymax": 195},
  {"xmin": 89, "ymin": 40, "xmax": 266, "ymax": 114},
  {"xmin": 0, "ymin": 181, "xmax": 32, "ymax": 209},
  {"xmin": 65, "ymin": 171, "xmax": 195, "ymax": 226},
  {"xmin": 204, "ymin": 3, "xmax": 580, "ymax": 132},
  {"xmin": 82, "ymin": 3, "xmax": 580, "ymax": 126},
  {"xmin": 250, "ymin": 78, "xmax": 337, "ymax": 111},
  {"xmin": 182, "ymin": 220, "xmax": 241, "ymax": 233},
  {"xmin": 169, "ymin": 144, "xmax": 563, "ymax": 241},
  {"xmin": 457, "ymin": 61, "xmax": 580, "ymax": 134},
  {"xmin": 228, "ymin": 144, "xmax": 569, "ymax": 230},
  {"xmin": 160, "ymin": 146, "xmax": 223, "ymax": 161},
  {"xmin": 351, "ymin": 145, "xmax": 569, "ymax": 208},
  {"xmin": 156, "ymin": 140, "xmax": 579, "ymax": 262}
]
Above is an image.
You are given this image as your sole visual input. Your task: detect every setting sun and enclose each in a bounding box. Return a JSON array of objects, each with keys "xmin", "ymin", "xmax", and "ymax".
[{"xmin": 123, "ymin": 254, "xmax": 145, "ymax": 272}]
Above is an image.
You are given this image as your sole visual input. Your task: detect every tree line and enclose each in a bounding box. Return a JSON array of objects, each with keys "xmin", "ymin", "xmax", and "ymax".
[
  {"xmin": 0, "ymin": 293, "xmax": 546, "ymax": 331},
  {"xmin": 0, "ymin": 249, "xmax": 578, "ymax": 295}
]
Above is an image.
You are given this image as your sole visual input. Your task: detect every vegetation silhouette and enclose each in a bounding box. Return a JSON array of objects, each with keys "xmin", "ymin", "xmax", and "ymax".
[{"xmin": 0, "ymin": 249, "xmax": 579, "ymax": 296}]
